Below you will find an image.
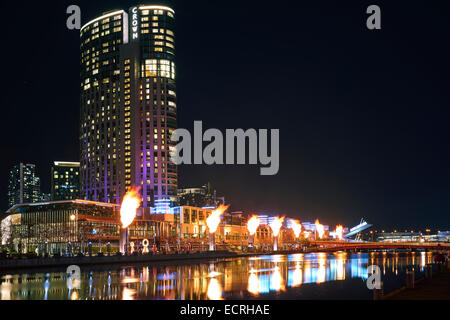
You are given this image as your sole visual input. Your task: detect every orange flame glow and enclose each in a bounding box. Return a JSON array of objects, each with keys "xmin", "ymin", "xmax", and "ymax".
[
  {"xmin": 315, "ymin": 219, "xmax": 325, "ymax": 239},
  {"xmin": 335, "ymin": 225, "xmax": 344, "ymax": 240},
  {"xmin": 270, "ymin": 216, "xmax": 285, "ymax": 237},
  {"xmin": 247, "ymin": 216, "xmax": 260, "ymax": 236},
  {"xmin": 206, "ymin": 204, "xmax": 230, "ymax": 233},
  {"xmin": 120, "ymin": 186, "xmax": 142, "ymax": 229},
  {"xmin": 291, "ymin": 219, "xmax": 302, "ymax": 238}
]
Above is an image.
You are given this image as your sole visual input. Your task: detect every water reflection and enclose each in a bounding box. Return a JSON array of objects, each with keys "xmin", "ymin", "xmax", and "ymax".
[
  {"xmin": 207, "ymin": 278, "xmax": 223, "ymax": 300},
  {"xmin": 248, "ymin": 270, "xmax": 260, "ymax": 295},
  {"xmin": 0, "ymin": 252, "xmax": 433, "ymax": 300}
]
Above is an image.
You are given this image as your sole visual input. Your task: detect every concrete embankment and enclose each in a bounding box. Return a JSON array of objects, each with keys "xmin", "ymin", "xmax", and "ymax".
[
  {"xmin": 0, "ymin": 249, "xmax": 313, "ymax": 272},
  {"xmin": 0, "ymin": 251, "xmax": 241, "ymax": 272},
  {"xmin": 0, "ymin": 249, "xmax": 343, "ymax": 272},
  {"xmin": 384, "ymin": 263, "xmax": 450, "ymax": 300}
]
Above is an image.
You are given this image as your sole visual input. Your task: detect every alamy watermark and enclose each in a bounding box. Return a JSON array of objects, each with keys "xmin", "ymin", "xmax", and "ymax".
[
  {"xmin": 366, "ymin": 265, "xmax": 382, "ymax": 290},
  {"xmin": 170, "ymin": 121, "xmax": 280, "ymax": 176},
  {"xmin": 66, "ymin": 5, "xmax": 381, "ymax": 31},
  {"xmin": 66, "ymin": 265, "xmax": 81, "ymax": 290}
]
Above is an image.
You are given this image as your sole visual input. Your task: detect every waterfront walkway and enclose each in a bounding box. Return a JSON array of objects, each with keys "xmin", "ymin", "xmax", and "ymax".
[
  {"xmin": 385, "ymin": 266, "xmax": 450, "ymax": 300},
  {"xmin": 0, "ymin": 249, "xmax": 305, "ymax": 272},
  {"xmin": 0, "ymin": 251, "xmax": 241, "ymax": 272}
]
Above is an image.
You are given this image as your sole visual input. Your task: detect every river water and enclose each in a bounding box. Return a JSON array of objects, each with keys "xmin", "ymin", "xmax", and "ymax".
[{"xmin": 0, "ymin": 251, "xmax": 433, "ymax": 300}]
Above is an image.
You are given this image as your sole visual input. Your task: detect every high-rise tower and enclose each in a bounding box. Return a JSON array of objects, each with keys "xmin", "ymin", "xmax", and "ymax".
[
  {"xmin": 7, "ymin": 163, "xmax": 41, "ymax": 208},
  {"xmin": 51, "ymin": 161, "xmax": 80, "ymax": 201},
  {"xmin": 80, "ymin": 5, "xmax": 178, "ymax": 208}
]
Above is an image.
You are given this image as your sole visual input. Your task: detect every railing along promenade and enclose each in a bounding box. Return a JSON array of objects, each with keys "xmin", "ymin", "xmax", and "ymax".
[{"xmin": 310, "ymin": 241, "xmax": 450, "ymax": 252}]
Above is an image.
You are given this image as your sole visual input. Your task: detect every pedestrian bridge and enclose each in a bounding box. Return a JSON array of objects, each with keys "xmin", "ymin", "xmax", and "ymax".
[{"xmin": 310, "ymin": 241, "xmax": 450, "ymax": 252}]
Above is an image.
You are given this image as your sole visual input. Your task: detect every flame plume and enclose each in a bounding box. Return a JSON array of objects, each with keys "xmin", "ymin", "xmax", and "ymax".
[
  {"xmin": 120, "ymin": 186, "xmax": 142, "ymax": 229},
  {"xmin": 247, "ymin": 216, "xmax": 260, "ymax": 236},
  {"xmin": 270, "ymin": 217, "xmax": 285, "ymax": 237},
  {"xmin": 335, "ymin": 225, "xmax": 344, "ymax": 240},
  {"xmin": 315, "ymin": 219, "xmax": 325, "ymax": 239},
  {"xmin": 291, "ymin": 219, "xmax": 302, "ymax": 238},
  {"xmin": 206, "ymin": 204, "xmax": 229, "ymax": 233}
]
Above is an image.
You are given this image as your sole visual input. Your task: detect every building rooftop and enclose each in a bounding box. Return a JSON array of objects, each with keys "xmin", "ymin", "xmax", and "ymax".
[{"xmin": 53, "ymin": 161, "xmax": 80, "ymax": 167}]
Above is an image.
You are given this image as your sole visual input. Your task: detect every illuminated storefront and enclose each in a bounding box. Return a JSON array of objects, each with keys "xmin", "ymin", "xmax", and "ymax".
[{"xmin": 1, "ymin": 201, "xmax": 303, "ymax": 254}]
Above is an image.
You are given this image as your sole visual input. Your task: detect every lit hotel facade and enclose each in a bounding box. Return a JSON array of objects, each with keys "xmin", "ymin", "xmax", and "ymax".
[{"xmin": 80, "ymin": 5, "xmax": 178, "ymax": 208}]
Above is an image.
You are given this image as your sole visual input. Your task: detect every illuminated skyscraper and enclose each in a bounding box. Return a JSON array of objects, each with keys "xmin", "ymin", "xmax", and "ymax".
[
  {"xmin": 7, "ymin": 163, "xmax": 41, "ymax": 208},
  {"xmin": 80, "ymin": 5, "xmax": 178, "ymax": 208},
  {"xmin": 51, "ymin": 162, "xmax": 80, "ymax": 201}
]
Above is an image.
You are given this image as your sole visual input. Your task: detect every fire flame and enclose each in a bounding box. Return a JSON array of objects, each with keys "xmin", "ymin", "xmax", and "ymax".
[
  {"xmin": 206, "ymin": 204, "xmax": 230, "ymax": 233},
  {"xmin": 315, "ymin": 219, "xmax": 325, "ymax": 239},
  {"xmin": 270, "ymin": 216, "xmax": 285, "ymax": 237},
  {"xmin": 335, "ymin": 225, "xmax": 344, "ymax": 240},
  {"xmin": 291, "ymin": 219, "xmax": 302, "ymax": 238},
  {"xmin": 120, "ymin": 186, "xmax": 142, "ymax": 229},
  {"xmin": 247, "ymin": 216, "xmax": 260, "ymax": 236}
]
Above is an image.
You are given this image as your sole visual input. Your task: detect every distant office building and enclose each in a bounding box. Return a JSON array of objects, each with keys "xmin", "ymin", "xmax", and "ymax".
[
  {"xmin": 378, "ymin": 231, "xmax": 450, "ymax": 243},
  {"xmin": 178, "ymin": 183, "xmax": 224, "ymax": 208},
  {"xmin": 7, "ymin": 163, "xmax": 41, "ymax": 208},
  {"xmin": 302, "ymin": 222, "xmax": 330, "ymax": 233},
  {"xmin": 177, "ymin": 187, "xmax": 205, "ymax": 207},
  {"xmin": 51, "ymin": 162, "xmax": 80, "ymax": 201},
  {"xmin": 377, "ymin": 232, "xmax": 422, "ymax": 243}
]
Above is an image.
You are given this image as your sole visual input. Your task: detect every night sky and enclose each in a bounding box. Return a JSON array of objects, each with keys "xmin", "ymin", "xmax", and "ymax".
[{"xmin": 0, "ymin": 0, "xmax": 449, "ymax": 231}]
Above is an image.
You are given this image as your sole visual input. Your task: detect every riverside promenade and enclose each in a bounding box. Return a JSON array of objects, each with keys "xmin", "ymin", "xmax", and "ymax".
[
  {"xmin": 385, "ymin": 264, "xmax": 450, "ymax": 300},
  {"xmin": 0, "ymin": 251, "xmax": 240, "ymax": 272},
  {"xmin": 0, "ymin": 249, "xmax": 303, "ymax": 272}
]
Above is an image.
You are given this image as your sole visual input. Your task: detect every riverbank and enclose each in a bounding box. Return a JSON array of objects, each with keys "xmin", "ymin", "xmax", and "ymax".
[
  {"xmin": 384, "ymin": 264, "xmax": 450, "ymax": 300},
  {"xmin": 0, "ymin": 248, "xmax": 313, "ymax": 272},
  {"xmin": 0, "ymin": 251, "xmax": 243, "ymax": 272}
]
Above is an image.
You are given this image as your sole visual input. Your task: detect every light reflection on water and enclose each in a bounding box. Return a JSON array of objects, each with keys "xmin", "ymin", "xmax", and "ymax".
[{"xmin": 0, "ymin": 252, "xmax": 433, "ymax": 300}]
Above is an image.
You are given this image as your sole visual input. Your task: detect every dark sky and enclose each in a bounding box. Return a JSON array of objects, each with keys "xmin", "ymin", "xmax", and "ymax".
[{"xmin": 0, "ymin": 0, "xmax": 449, "ymax": 231}]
